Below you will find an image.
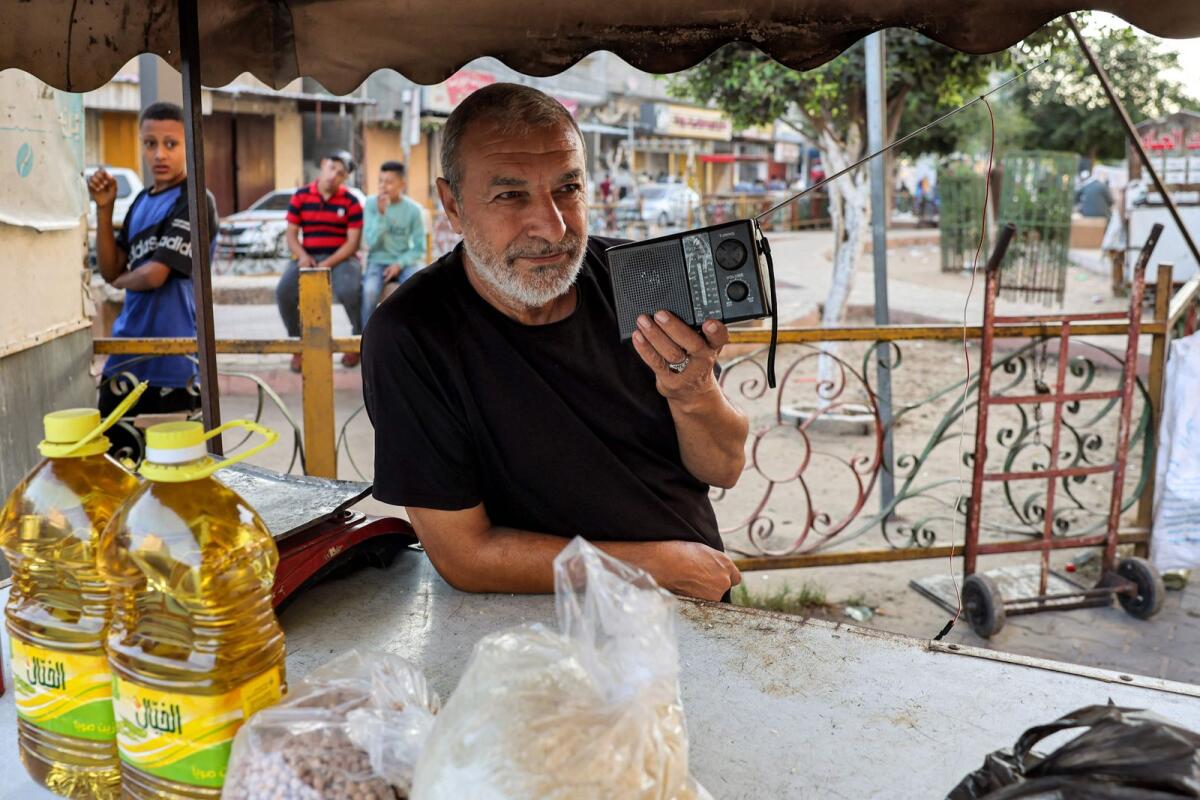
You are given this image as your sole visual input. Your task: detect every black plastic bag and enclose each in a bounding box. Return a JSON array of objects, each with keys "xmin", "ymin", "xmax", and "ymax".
[{"xmin": 948, "ymin": 704, "xmax": 1200, "ymax": 799}]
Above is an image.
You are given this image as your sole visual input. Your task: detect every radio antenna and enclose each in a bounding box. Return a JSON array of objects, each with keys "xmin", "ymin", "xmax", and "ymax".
[{"xmin": 754, "ymin": 60, "xmax": 1048, "ymax": 222}]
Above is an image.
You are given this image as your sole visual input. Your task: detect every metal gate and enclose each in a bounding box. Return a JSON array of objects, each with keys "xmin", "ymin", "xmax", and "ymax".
[{"xmin": 996, "ymin": 151, "xmax": 1076, "ymax": 305}]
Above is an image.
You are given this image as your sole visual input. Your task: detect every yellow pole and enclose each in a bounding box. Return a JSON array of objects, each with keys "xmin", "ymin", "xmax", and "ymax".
[
  {"xmin": 299, "ymin": 268, "xmax": 337, "ymax": 478},
  {"xmin": 1136, "ymin": 262, "xmax": 1175, "ymax": 548}
]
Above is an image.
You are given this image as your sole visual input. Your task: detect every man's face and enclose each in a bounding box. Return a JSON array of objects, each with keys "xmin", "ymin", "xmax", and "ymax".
[
  {"xmin": 319, "ymin": 158, "xmax": 349, "ymax": 191},
  {"xmin": 140, "ymin": 119, "xmax": 186, "ymax": 187},
  {"xmin": 439, "ymin": 119, "xmax": 588, "ymax": 309},
  {"xmin": 378, "ymin": 169, "xmax": 405, "ymax": 201}
]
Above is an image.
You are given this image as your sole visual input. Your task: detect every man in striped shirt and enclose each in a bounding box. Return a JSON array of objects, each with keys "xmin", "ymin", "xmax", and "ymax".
[{"xmin": 276, "ymin": 150, "xmax": 365, "ymax": 370}]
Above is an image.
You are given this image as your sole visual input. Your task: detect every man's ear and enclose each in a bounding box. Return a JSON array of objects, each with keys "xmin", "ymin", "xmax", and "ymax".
[{"xmin": 436, "ymin": 177, "xmax": 464, "ymax": 235}]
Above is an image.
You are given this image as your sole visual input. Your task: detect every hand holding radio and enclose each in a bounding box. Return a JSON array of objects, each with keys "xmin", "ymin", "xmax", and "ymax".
[
  {"xmin": 606, "ymin": 218, "xmax": 779, "ymax": 388},
  {"xmin": 631, "ymin": 310, "xmax": 727, "ymax": 403}
]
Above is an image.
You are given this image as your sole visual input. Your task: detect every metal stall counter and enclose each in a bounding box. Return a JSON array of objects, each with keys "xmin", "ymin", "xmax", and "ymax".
[{"xmin": 4, "ymin": 540, "xmax": 1200, "ymax": 798}]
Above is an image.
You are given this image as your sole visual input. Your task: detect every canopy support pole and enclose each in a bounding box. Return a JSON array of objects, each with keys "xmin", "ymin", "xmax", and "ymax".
[
  {"xmin": 178, "ymin": 0, "xmax": 223, "ymax": 451},
  {"xmin": 865, "ymin": 31, "xmax": 895, "ymax": 513}
]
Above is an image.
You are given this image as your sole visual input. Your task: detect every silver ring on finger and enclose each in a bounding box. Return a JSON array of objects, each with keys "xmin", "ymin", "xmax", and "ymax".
[{"xmin": 667, "ymin": 354, "xmax": 690, "ymax": 373}]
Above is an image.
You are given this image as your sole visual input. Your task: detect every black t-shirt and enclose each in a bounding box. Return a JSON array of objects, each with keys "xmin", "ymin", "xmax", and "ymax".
[{"xmin": 361, "ymin": 236, "xmax": 722, "ymax": 550}]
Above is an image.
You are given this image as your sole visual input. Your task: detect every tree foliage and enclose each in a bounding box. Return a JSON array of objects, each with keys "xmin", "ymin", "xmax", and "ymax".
[
  {"xmin": 666, "ymin": 30, "xmax": 1054, "ymax": 160},
  {"xmin": 1011, "ymin": 24, "xmax": 1193, "ymax": 161},
  {"xmin": 667, "ymin": 18, "xmax": 1194, "ymax": 164}
]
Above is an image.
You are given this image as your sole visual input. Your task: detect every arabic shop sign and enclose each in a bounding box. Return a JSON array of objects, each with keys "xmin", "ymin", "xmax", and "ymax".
[{"xmin": 645, "ymin": 104, "xmax": 732, "ymax": 141}]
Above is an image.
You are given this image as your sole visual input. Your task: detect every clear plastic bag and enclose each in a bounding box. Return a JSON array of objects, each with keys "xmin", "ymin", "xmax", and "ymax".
[
  {"xmin": 411, "ymin": 537, "xmax": 711, "ymax": 800},
  {"xmin": 223, "ymin": 649, "xmax": 440, "ymax": 800}
]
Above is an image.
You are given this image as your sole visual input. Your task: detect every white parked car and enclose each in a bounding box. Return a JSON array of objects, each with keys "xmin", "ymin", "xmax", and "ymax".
[
  {"xmin": 218, "ymin": 187, "xmax": 367, "ymax": 259},
  {"xmin": 85, "ymin": 166, "xmax": 144, "ymax": 230},
  {"xmin": 617, "ymin": 183, "xmax": 701, "ymax": 227}
]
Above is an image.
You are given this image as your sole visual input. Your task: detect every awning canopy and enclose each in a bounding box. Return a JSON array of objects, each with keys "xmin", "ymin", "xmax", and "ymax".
[{"xmin": 3, "ymin": 1, "xmax": 1200, "ymax": 95}]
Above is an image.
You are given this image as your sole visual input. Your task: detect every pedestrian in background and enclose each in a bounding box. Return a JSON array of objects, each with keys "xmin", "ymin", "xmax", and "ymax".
[
  {"xmin": 88, "ymin": 101, "xmax": 216, "ymax": 459},
  {"xmin": 276, "ymin": 150, "xmax": 364, "ymax": 371},
  {"xmin": 362, "ymin": 160, "xmax": 427, "ymax": 326}
]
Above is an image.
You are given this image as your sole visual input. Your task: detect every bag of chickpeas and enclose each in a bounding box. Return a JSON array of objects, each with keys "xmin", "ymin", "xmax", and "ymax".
[{"xmin": 222, "ymin": 650, "xmax": 440, "ymax": 800}]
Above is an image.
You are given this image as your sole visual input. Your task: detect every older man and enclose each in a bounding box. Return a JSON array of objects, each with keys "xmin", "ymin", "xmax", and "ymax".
[{"xmin": 362, "ymin": 83, "xmax": 747, "ymax": 601}]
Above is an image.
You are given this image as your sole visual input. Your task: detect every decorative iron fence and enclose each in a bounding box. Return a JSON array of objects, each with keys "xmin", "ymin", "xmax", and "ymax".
[
  {"xmin": 712, "ymin": 337, "xmax": 1149, "ymax": 558},
  {"xmin": 93, "ymin": 267, "xmax": 1200, "ymax": 571}
]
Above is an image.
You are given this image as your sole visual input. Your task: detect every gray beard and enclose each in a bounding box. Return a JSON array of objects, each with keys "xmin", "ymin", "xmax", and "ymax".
[{"xmin": 461, "ymin": 225, "xmax": 585, "ymax": 310}]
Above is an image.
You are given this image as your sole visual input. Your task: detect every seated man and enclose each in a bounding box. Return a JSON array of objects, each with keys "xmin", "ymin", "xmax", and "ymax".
[
  {"xmin": 362, "ymin": 83, "xmax": 747, "ymax": 601},
  {"xmin": 362, "ymin": 160, "xmax": 427, "ymax": 328},
  {"xmin": 276, "ymin": 150, "xmax": 364, "ymax": 371}
]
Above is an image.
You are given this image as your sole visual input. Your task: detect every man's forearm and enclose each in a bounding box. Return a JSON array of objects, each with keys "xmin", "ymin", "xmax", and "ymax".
[
  {"xmin": 95, "ymin": 208, "xmax": 124, "ymax": 283},
  {"xmin": 404, "ymin": 218, "xmax": 427, "ymax": 265},
  {"xmin": 318, "ymin": 239, "xmax": 359, "ymax": 269},
  {"xmin": 423, "ymin": 524, "xmax": 669, "ymax": 595},
  {"xmin": 399, "ymin": 245, "xmax": 425, "ymax": 269},
  {"xmin": 668, "ymin": 387, "xmax": 748, "ymax": 489},
  {"xmin": 362, "ymin": 213, "xmax": 384, "ymax": 250},
  {"xmin": 286, "ymin": 227, "xmax": 308, "ymax": 261},
  {"xmin": 111, "ymin": 262, "xmax": 170, "ymax": 292}
]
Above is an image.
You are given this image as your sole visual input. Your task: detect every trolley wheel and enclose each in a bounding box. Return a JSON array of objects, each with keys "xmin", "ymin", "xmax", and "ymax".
[
  {"xmin": 963, "ymin": 574, "xmax": 1006, "ymax": 638},
  {"xmin": 1116, "ymin": 557, "xmax": 1165, "ymax": 619}
]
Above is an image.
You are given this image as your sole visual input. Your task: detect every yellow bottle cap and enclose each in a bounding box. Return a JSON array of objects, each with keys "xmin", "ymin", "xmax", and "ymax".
[
  {"xmin": 140, "ymin": 419, "xmax": 279, "ymax": 482},
  {"xmin": 145, "ymin": 421, "xmax": 206, "ymax": 452},
  {"xmin": 40, "ymin": 408, "xmax": 110, "ymax": 457},
  {"xmin": 37, "ymin": 383, "xmax": 150, "ymax": 459},
  {"xmin": 43, "ymin": 408, "xmax": 103, "ymax": 444}
]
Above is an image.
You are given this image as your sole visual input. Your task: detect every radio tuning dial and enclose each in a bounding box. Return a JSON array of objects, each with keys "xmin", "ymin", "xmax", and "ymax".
[
  {"xmin": 726, "ymin": 280, "xmax": 749, "ymax": 302},
  {"xmin": 715, "ymin": 239, "xmax": 747, "ymax": 271}
]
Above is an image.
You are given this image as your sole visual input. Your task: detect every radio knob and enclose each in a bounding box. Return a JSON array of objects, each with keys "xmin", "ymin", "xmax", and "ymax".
[
  {"xmin": 715, "ymin": 239, "xmax": 747, "ymax": 270},
  {"xmin": 726, "ymin": 280, "xmax": 749, "ymax": 302}
]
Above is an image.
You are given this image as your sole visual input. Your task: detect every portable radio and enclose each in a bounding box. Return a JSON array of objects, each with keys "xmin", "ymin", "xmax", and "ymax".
[{"xmin": 605, "ymin": 218, "xmax": 779, "ymax": 386}]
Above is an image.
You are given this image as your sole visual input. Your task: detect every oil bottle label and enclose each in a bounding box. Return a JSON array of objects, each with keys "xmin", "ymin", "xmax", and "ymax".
[
  {"xmin": 112, "ymin": 667, "xmax": 282, "ymax": 788},
  {"xmin": 8, "ymin": 638, "xmax": 117, "ymax": 742}
]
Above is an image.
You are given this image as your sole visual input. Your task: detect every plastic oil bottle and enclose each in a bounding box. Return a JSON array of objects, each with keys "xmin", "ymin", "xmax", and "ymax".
[
  {"xmin": 1, "ymin": 384, "xmax": 148, "ymax": 799},
  {"xmin": 98, "ymin": 419, "xmax": 286, "ymax": 799}
]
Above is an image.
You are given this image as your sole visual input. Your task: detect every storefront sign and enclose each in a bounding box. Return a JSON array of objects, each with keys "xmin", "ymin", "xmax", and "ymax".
[
  {"xmin": 651, "ymin": 104, "xmax": 732, "ymax": 141},
  {"xmin": 424, "ymin": 70, "xmax": 496, "ymax": 114},
  {"xmin": 736, "ymin": 124, "xmax": 775, "ymax": 142},
  {"xmin": 773, "ymin": 142, "xmax": 801, "ymax": 164}
]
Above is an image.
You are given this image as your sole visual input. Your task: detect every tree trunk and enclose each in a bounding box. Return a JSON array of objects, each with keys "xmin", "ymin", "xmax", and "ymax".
[{"xmin": 816, "ymin": 127, "xmax": 871, "ymax": 394}]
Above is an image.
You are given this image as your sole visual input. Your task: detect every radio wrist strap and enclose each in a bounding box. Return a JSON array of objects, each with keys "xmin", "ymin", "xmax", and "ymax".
[{"xmin": 758, "ymin": 230, "xmax": 779, "ymax": 389}]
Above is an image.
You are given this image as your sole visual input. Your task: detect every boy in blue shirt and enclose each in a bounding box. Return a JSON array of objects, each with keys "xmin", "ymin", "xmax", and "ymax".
[
  {"xmin": 87, "ymin": 101, "xmax": 217, "ymax": 459},
  {"xmin": 362, "ymin": 160, "xmax": 427, "ymax": 327}
]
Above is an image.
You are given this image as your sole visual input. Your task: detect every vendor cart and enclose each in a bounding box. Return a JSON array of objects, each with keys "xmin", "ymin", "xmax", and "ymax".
[
  {"xmin": 961, "ymin": 224, "xmax": 1168, "ymax": 637},
  {"xmin": 4, "ymin": 552, "xmax": 1200, "ymax": 798}
]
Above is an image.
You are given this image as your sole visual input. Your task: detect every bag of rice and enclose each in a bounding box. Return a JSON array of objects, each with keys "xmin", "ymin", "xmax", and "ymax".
[{"xmin": 411, "ymin": 537, "xmax": 710, "ymax": 800}]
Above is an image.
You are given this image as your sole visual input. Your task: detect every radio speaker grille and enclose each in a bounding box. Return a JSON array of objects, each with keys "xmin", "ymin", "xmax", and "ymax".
[{"xmin": 607, "ymin": 239, "xmax": 693, "ymax": 339}]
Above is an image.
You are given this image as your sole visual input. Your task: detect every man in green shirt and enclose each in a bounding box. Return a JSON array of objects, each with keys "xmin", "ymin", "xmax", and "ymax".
[{"xmin": 362, "ymin": 161, "xmax": 427, "ymax": 327}]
